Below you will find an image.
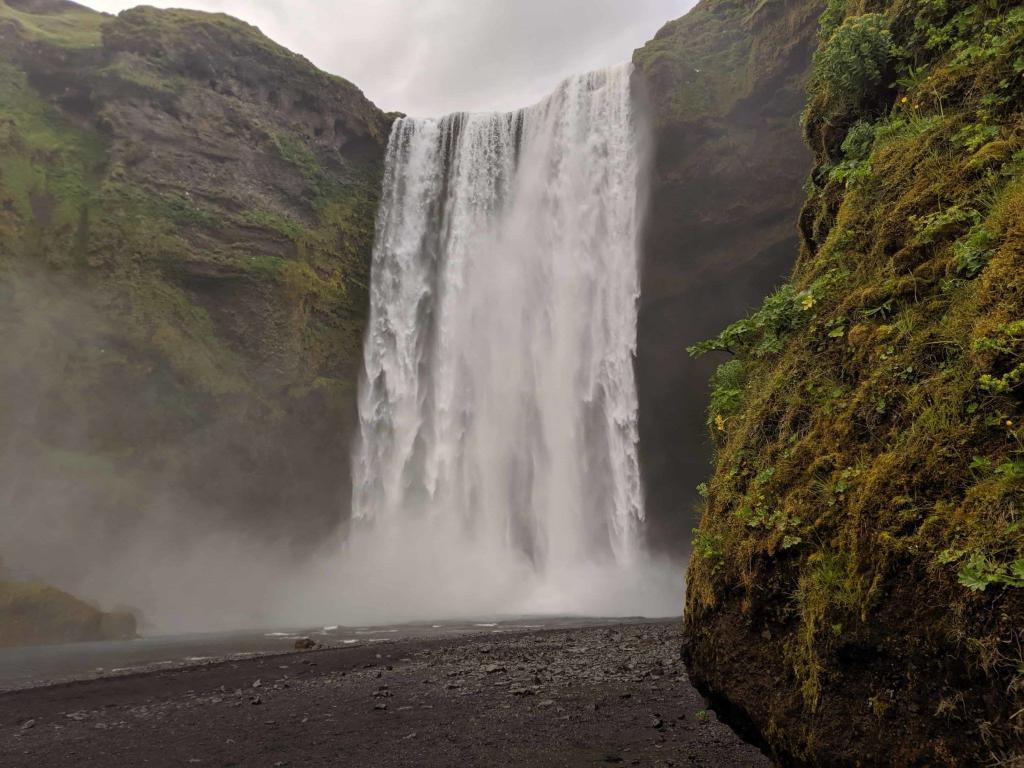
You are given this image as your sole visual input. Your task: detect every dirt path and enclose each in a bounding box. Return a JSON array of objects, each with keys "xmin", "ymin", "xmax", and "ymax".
[{"xmin": 0, "ymin": 620, "xmax": 768, "ymax": 767}]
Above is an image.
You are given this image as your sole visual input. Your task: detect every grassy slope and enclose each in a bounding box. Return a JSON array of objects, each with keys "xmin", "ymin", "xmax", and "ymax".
[
  {"xmin": 0, "ymin": 0, "xmax": 388, "ymax": 561},
  {"xmin": 686, "ymin": 0, "xmax": 1024, "ymax": 763}
]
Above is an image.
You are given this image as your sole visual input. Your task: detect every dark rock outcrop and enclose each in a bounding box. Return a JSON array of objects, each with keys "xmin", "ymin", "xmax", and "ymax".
[{"xmin": 633, "ymin": 0, "xmax": 821, "ymax": 552}]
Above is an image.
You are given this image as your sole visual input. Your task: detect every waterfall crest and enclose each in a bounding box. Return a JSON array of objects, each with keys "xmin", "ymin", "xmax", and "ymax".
[{"xmin": 345, "ymin": 64, "xmax": 677, "ymax": 619}]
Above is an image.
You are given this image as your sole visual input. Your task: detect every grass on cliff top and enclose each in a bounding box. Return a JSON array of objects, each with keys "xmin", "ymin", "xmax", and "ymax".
[
  {"xmin": 687, "ymin": 0, "xmax": 1024, "ymax": 758},
  {"xmin": 0, "ymin": 0, "xmax": 105, "ymax": 49},
  {"xmin": 633, "ymin": 0, "xmax": 754, "ymax": 120},
  {"xmin": 101, "ymin": 5, "xmax": 356, "ymax": 92},
  {"xmin": 104, "ymin": 6, "xmax": 287, "ymax": 55}
]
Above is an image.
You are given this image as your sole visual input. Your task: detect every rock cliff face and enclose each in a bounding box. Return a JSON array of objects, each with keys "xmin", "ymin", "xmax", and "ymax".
[
  {"xmin": 684, "ymin": 0, "xmax": 1024, "ymax": 763},
  {"xmin": 632, "ymin": 0, "xmax": 821, "ymax": 552},
  {"xmin": 0, "ymin": 0, "xmax": 391, "ymax": 585}
]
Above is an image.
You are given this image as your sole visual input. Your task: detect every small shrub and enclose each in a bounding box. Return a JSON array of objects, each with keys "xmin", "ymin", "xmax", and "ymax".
[
  {"xmin": 809, "ymin": 14, "xmax": 894, "ymax": 116},
  {"xmin": 953, "ymin": 224, "xmax": 995, "ymax": 277},
  {"xmin": 956, "ymin": 123, "xmax": 1000, "ymax": 153},
  {"xmin": 841, "ymin": 120, "xmax": 878, "ymax": 161},
  {"xmin": 818, "ymin": 0, "xmax": 849, "ymax": 41},
  {"xmin": 958, "ymin": 554, "xmax": 1024, "ymax": 591},
  {"xmin": 708, "ymin": 360, "xmax": 746, "ymax": 431},
  {"xmin": 827, "ymin": 121, "xmax": 877, "ymax": 186},
  {"xmin": 693, "ymin": 531, "xmax": 724, "ymax": 573}
]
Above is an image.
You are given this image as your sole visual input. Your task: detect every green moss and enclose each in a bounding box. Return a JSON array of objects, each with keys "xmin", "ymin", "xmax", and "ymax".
[
  {"xmin": 0, "ymin": 0, "xmax": 106, "ymax": 49},
  {"xmin": 97, "ymin": 58, "xmax": 185, "ymax": 99},
  {"xmin": 634, "ymin": 0, "xmax": 754, "ymax": 121},
  {"xmin": 271, "ymin": 132, "xmax": 322, "ymax": 183},
  {"xmin": 687, "ymin": 0, "xmax": 1024, "ymax": 756},
  {"xmin": 101, "ymin": 6, "xmax": 298, "ymax": 64},
  {"xmin": 0, "ymin": 60, "xmax": 108, "ymax": 248},
  {"xmin": 243, "ymin": 209, "xmax": 305, "ymax": 241}
]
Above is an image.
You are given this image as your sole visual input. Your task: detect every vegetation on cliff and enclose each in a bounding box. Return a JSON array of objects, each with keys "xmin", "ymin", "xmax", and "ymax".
[
  {"xmin": 686, "ymin": 0, "xmax": 1024, "ymax": 763},
  {"xmin": 0, "ymin": 0, "xmax": 390, "ymax": 592}
]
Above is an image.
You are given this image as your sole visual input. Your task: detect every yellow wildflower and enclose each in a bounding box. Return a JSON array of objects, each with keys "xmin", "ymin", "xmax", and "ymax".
[
  {"xmin": 900, "ymin": 96, "xmax": 909, "ymax": 104},
  {"xmin": 715, "ymin": 414, "xmax": 727, "ymax": 432},
  {"xmin": 801, "ymin": 295, "xmax": 816, "ymax": 311}
]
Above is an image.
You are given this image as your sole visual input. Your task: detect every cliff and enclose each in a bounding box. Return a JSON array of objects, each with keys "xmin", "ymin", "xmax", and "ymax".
[
  {"xmin": 633, "ymin": 0, "xmax": 822, "ymax": 552},
  {"xmin": 0, "ymin": 0, "xmax": 390, "ymax": 587},
  {"xmin": 685, "ymin": 0, "xmax": 1024, "ymax": 763},
  {"xmin": 0, "ymin": 581, "xmax": 136, "ymax": 647}
]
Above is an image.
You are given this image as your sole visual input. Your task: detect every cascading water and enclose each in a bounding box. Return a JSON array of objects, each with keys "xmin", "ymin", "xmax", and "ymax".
[{"xmin": 341, "ymin": 63, "xmax": 679, "ymax": 621}]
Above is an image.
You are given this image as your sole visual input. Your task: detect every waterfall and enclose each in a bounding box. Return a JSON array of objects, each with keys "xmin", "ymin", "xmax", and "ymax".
[{"xmin": 343, "ymin": 64, "xmax": 677, "ymax": 620}]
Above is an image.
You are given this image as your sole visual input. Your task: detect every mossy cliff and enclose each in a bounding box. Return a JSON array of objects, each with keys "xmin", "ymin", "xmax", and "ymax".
[
  {"xmin": 685, "ymin": 0, "xmax": 1024, "ymax": 763},
  {"xmin": 0, "ymin": 0, "xmax": 391, "ymax": 577},
  {"xmin": 632, "ymin": 0, "xmax": 822, "ymax": 551}
]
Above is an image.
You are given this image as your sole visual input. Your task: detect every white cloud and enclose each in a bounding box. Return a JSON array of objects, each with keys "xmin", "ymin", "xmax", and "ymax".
[{"xmin": 79, "ymin": 0, "xmax": 696, "ymax": 116}]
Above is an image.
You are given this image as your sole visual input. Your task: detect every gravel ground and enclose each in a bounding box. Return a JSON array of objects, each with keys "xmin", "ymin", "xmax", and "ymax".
[{"xmin": 0, "ymin": 620, "xmax": 769, "ymax": 767}]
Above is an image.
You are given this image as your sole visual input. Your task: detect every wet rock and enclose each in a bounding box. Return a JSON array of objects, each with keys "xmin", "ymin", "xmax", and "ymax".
[
  {"xmin": 21, "ymin": 719, "xmax": 36, "ymax": 730},
  {"xmin": 294, "ymin": 638, "xmax": 317, "ymax": 651}
]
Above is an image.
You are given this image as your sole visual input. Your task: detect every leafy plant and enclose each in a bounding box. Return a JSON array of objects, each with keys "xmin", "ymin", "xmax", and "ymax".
[
  {"xmin": 842, "ymin": 121, "xmax": 878, "ymax": 161},
  {"xmin": 953, "ymin": 224, "xmax": 995, "ymax": 277},
  {"xmin": 689, "ymin": 270, "xmax": 846, "ymax": 359},
  {"xmin": 975, "ymin": 321, "xmax": 1024, "ymax": 394},
  {"xmin": 958, "ymin": 554, "xmax": 1024, "ymax": 592},
  {"xmin": 693, "ymin": 531, "xmax": 724, "ymax": 573},
  {"xmin": 956, "ymin": 123, "xmax": 1000, "ymax": 153},
  {"xmin": 910, "ymin": 205, "xmax": 980, "ymax": 246},
  {"xmin": 708, "ymin": 360, "xmax": 746, "ymax": 431},
  {"xmin": 809, "ymin": 14, "xmax": 894, "ymax": 114}
]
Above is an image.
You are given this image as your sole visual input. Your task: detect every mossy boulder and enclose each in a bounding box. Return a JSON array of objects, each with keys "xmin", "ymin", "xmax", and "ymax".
[
  {"xmin": 685, "ymin": 0, "xmax": 1024, "ymax": 763},
  {"xmin": 0, "ymin": 581, "xmax": 137, "ymax": 647}
]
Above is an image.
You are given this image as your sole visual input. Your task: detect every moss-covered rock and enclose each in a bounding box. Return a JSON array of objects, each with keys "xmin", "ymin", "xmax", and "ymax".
[
  {"xmin": 0, "ymin": 0, "xmax": 391, "ymax": 576},
  {"xmin": 685, "ymin": 0, "xmax": 1024, "ymax": 763},
  {"xmin": 0, "ymin": 581, "xmax": 137, "ymax": 647},
  {"xmin": 632, "ymin": 0, "xmax": 822, "ymax": 550}
]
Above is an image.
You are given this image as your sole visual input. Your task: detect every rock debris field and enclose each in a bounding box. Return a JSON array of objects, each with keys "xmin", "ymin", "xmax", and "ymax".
[{"xmin": 0, "ymin": 620, "xmax": 768, "ymax": 767}]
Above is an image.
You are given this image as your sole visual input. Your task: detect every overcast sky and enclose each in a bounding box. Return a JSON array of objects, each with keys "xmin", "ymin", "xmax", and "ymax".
[{"xmin": 81, "ymin": 0, "xmax": 696, "ymax": 116}]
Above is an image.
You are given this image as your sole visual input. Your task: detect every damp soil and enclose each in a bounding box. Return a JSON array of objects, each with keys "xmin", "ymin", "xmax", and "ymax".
[{"xmin": 0, "ymin": 620, "xmax": 769, "ymax": 767}]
